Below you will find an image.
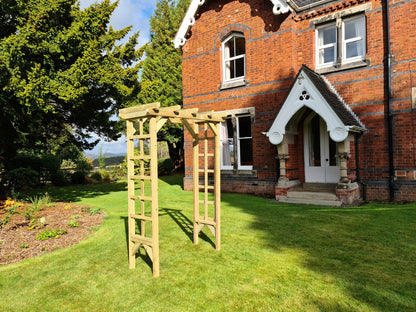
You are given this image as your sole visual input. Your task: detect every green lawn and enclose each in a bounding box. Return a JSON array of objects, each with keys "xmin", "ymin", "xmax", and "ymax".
[{"xmin": 1, "ymin": 175, "xmax": 415, "ymax": 311}]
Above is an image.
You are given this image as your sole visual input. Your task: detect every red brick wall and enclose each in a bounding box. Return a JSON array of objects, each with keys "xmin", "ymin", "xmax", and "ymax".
[{"xmin": 181, "ymin": 0, "xmax": 416, "ymax": 201}]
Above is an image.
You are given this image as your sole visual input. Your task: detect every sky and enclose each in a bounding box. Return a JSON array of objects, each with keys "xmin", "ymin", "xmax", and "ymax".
[{"xmin": 79, "ymin": 0, "xmax": 158, "ymax": 157}]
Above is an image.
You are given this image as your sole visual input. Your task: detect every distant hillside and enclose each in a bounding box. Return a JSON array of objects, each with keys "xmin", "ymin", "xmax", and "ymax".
[{"xmin": 92, "ymin": 155, "xmax": 125, "ymax": 168}]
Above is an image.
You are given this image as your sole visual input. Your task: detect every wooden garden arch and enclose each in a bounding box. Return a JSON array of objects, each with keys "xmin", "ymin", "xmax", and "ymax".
[{"xmin": 119, "ymin": 102, "xmax": 226, "ymax": 277}]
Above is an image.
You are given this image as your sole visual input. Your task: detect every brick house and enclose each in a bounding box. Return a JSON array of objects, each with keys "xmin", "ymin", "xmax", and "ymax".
[{"xmin": 174, "ymin": 0, "xmax": 416, "ymax": 205}]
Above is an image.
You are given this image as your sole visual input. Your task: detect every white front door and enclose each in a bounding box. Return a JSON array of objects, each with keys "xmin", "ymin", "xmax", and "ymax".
[{"xmin": 304, "ymin": 114, "xmax": 340, "ymax": 183}]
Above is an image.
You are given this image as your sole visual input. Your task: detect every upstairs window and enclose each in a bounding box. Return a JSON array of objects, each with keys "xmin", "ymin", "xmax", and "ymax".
[
  {"xmin": 223, "ymin": 33, "xmax": 245, "ymax": 82},
  {"xmin": 316, "ymin": 15, "xmax": 366, "ymax": 68},
  {"xmin": 221, "ymin": 114, "xmax": 253, "ymax": 170}
]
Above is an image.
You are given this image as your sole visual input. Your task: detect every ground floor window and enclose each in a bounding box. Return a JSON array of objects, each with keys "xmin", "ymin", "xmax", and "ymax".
[{"xmin": 221, "ymin": 113, "xmax": 253, "ymax": 170}]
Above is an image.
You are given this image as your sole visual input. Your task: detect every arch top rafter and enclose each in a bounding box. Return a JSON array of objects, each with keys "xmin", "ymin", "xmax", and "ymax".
[{"xmin": 119, "ymin": 102, "xmax": 227, "ymax": 123}]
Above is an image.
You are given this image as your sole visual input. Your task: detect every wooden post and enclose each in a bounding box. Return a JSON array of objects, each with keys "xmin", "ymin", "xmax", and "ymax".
[
  {"xmin": 149, "ymin": 117, "xmax": 160, "ymax": 277},
  {"xmin": 214, "ymin": 122, "xmax": 221, "ymax": 250},
  {"xmin": 127, "ymin": 120, "xmax": 136, "ymax": 269},
  {"xmin": 193, "ymin": 122, "xmax": 199, "ymax": 245}
]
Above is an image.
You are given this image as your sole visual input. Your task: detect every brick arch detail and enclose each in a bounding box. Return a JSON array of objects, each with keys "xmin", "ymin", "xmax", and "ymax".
[{"xmin": 214, "ymin": 24, "xmax": 252, "ymax": 50}]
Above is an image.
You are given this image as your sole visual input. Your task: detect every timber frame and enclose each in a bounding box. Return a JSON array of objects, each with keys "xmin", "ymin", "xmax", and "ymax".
[{"xmin": 119, "ymin": 102, "xmax": 226, "ymax": 277}]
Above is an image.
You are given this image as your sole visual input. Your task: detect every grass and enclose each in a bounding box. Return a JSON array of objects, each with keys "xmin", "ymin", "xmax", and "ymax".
[{"xmin": 1, "ymin": 174, "xmax": 415, "ymax": 311}]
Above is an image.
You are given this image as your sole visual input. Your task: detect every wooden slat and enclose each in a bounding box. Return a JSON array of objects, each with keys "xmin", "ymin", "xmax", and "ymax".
[
  {"xmin": 130, "ymin": 134, "xmax": 151, "ymax": 139},
  {"xmin": 196, "ymin": 217, "xmax": 216, "ymax": 226},
  {"xmin": 198, "ymin": 169, "xmax": 214, "ymax": 173},
  {"xmin": 198, "ymin": 153, "xmax": 214, "ymax": 157},
  {"xmin": 130, "ymin": 155, "xmax": 151, "ymax": 160},
  {"xmin": 131, "ymin": 214, "xmax": 152, "ymax": 221},
  {"xmin": 131, "ymin": 234, "xmax": 153, "ymax": 246},
  {"xmin": 129, "ymin": 175, "xmax": 151, "ymax": 180},
  {"xmin": 197, "ymin": 185, "xmax": 214, "ymax": 190},
  {"xmin": 199, "ymin": 200, "xmax": 214, "ymax": 205},
  {"xmin": 130, "ymin": 195, "xmax": 153, "ymax": 201}
]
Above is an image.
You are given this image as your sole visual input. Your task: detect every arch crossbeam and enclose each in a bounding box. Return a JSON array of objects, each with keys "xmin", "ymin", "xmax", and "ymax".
[{"xmin": 119, "ymin": 102, "xmax": 226, "ymax": 277}]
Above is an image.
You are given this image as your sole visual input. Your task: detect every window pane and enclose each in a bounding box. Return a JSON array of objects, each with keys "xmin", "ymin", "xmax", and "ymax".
[
  {"xmin": 319, "ymin": 26, "xmax": 336, "ymax": 45},
  {"xmin": 239, "ymin": 138, "xmax": 253, "ymax": 166},
  {"xmin": 329, "ymin": 137, "xmax": 338, "ymax": 167},
  {"xmin": 346, "ymin": 40, "xmax": 363, "ymax": 58},
  {"xmin": 235, "ymin": 36, "xmax": 245, "ymax": 56},
  {"xmin": 319, "ymin": 47, "xmax": 335, "ymax": 64},
  {"xmin": 225, "ymin": 61, "xmax": 231, "ymax": 80},
  {"xmin": 228, "ymin": 38, "xmax": 235, "ymax": 57},
  {"xmin": 235, "ymin": 57, "xmax": 245, "ymax": 78},
  {"xmin": 226, "ymin": 118, "xmax": 234, "ymax": 138},
  {"xmin": 309, "ymin": 115, "xmax": 321, "ymax": 167},
  {"xmin": 344, "ymin": 18, "xmax": 363, "ymax": 40},
  {"xmin": 221, "ymin": 120, "xmax": 234, "ymax": 167},
  {"xmin": 238, "ymin": 116, "xmax": 251, "ymax": 138}
]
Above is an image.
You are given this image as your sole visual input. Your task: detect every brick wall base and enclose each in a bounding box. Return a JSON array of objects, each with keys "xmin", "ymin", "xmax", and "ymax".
[
  {"xmin": 336, "ymin": 182, "xmax": 360, "ymax": 205},
  {"xmin": 183, "ymin": 176, "xmax": 275, "ymax": 197}
]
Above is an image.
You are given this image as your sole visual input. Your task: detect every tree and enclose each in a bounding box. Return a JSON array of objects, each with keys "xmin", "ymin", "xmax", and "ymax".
[
  {"xmin": 138, "ymin": 0, "xmax": 189, "ymax": 169},
  {"xmin": 0, "ymin": 0, "xmax": 144, "ymax": 163}
]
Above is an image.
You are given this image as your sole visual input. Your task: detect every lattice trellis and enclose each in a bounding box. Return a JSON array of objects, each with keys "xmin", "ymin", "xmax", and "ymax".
[{"xmin": 119, "ymin": 102, "xmax": 226, "ymax": 277}]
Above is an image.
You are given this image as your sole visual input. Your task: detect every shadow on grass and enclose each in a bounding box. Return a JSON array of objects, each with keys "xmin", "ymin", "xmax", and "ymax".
[
  {"xmin": 221, "ymin": 193, "xmax": 416, "ymax": 311},
  {"xmin": 120, "ymin": 207, "xmax": 216, "ymax": 269},
  {"xmin": 159, "ymin": 175, "xmax": 184, "ymax": 188},
  {"xmin": 160, "ymin": 208, "xmax": 215, "ymax": 248},
  {"xmin": 120, "ymin": 216, "xmax": 154, "ymax": 272},
  {"xmin": 23, "ymin": 181, "xmax": 128, "ymax": 203}
]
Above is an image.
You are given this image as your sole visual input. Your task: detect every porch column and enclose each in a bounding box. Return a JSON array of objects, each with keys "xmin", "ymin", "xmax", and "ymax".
[
  {"xmin": 277, "ymin": 153, "xmax": 290, "ymax": 182},
  {"xmin": 277, "ymin": 137, "xmax": 290, "ymax": 183},
  {"xmin": 337, "ymin": 152, "xmax": 351, "ymax": 184},
  {"xmin": 335, "ymin": 135, "xmax": 360, "ymax": 204}
]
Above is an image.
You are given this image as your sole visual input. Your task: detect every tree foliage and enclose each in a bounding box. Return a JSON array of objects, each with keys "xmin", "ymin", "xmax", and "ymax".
[
  {"xmin": 0, "ymin": 0, "xmax": 144, "ymax": 162},
  {"xmin": 138, "ymin": 0, "xmax": 189, "ymax": 168}
]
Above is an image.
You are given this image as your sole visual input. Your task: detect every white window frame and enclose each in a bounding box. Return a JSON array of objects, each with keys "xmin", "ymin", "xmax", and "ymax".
[
  {"xmin": 316, "ymin": 23, "xmax": 337, "ymax": 67},
  {"xmin": 316, "ymin": 15, "xmax": 366, "ymax": 68},
  {"xmin": 220, "ymin": 110, "xmax": 254, "ymax": 171},
  {"xmin": 222, "ymin": 33, "xmax": 246, "ymax": 83},
  {"xmin": 342, "ymin": 15, "xmax": 366, "ymax": 63}
]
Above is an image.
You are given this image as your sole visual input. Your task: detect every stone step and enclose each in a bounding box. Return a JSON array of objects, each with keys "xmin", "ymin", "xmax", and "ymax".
[
  {"xmin": 277, "ymin": 196, "xmax": 342, "ymax": 207},
  {"xmin": 295, "ymin": 183, "xmax": 337, "ymax": 192},
  {"xmin": 287, "ymin": 190, "xmax": 337, "ymax": 201}
]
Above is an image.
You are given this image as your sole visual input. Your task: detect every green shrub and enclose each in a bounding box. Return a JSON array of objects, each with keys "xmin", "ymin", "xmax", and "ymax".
[
  {"xmin": 36, "ymin": 229, "xmax": 67, "ymax": 241},
  {"xmin": 51, "ymin": 170, "xmax": 69, "ymax": 186},
  {"xmin": 3, "ymin": 168, "xmax": 40, "ymax": 190},
  {"xmin": 158, "ymin": 157, "xmax": 174, "ymax": 175},
  {"xmin": 68, "ymin": 221, "xmax": 79, "ymax": 227},
  {"xmin": 90, "ymin": 171, "xmax": 102, "ymax": 182},
  {"xmin": 75, "ymin": 156, "xmax": 93, "ymax": 175},
  {"xmin": 71, "ymin": 171, "xmax": 86, "ymax": 184},
  {"xmin": 89, "ymin": 207, "xmax": 103, "ymax": 215},
  {"xmin": 101, "ymin": 170, "xmax": 111, "ymax": 183}
]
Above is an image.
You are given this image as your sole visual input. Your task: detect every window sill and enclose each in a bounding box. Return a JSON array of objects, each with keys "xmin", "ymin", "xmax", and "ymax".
[
  {"xmin": 221, "ymin": 169, "xmax": 257, "ymax": 178},
  {"xmin": 315, "ymin": 59, "xmax": 370, "ymax": 74},
  {"xmin": 219, "ymin": 79, "xmax": 249, "ymax": 91}
]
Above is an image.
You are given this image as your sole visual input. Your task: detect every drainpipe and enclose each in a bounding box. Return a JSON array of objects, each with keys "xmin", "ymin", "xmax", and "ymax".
[{"xmin": 384, "ymin": 0, "xmax": 395, "ymax": 201}]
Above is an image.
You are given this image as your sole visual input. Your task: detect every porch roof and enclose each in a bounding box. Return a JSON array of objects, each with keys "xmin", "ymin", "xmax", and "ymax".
[
  {"xmin": 266, "ymin": 65, "xmax": 366, "ymax": 145},
  {"xmin": 301, "ymin": 65, "xmax": 364, "ymax": 129}
]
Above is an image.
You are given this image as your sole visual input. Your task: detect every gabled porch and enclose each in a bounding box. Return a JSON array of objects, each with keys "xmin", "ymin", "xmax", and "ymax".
[{"xmin": 266, "ymin": 65, "xmax": 366, "ymax": 206}]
